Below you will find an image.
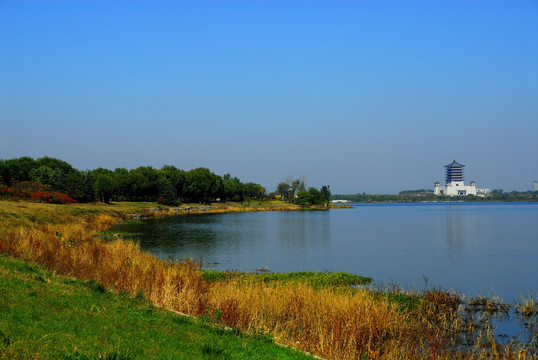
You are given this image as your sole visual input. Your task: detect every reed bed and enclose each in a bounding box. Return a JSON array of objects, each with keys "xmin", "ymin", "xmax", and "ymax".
[{"xmin": 0, "ymin": 201, "xmax": 535, "ymax": 359}]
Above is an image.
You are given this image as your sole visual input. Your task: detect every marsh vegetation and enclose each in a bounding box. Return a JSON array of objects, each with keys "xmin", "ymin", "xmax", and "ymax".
[{"xmin": 0, "ymin": 200, "xmax": 536, "ymax": 359}]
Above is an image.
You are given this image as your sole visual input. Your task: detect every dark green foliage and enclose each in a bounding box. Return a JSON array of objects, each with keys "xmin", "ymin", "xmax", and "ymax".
[
  {"xmin": 0, "ymin": 156, "xmax": 37, "ymax": 184},
  {"xmin": 320, "ymin": 185, "xmax": 331, "ymax": 205},
  {"xmin": 295, "ymin": 187, "xmax": 324, "ymax": 206},
  {"xmin": 0, "ymin": 157, "xmax": 267, "ymax": 205},
  {"xmin": 161, "ymin": 165, "xmax": 186, "ymax": 200},
  {"xmin": 183, "ymin": 168, "xmax": 223, "ymax": 204},
  {"xmin": 157, "ymin": 178, "xmax": 179, "ymax": 206},
  {"xmin": 84, "ymin": 279, "xmax": 107, "ymax": 294},
  {"xmin": 200, "ymin": 343, "xmax": 226, "ymax": 356},
  {"xmin": 243, "ymin": 182, "xmax": 266, "ymax": 200},
  {"xmin": 222, "ymin": 174, "xmax": 244, "ymax": 201},
  {"xmin": 94, "ymin": 173, "xmax": 117, "ymax": 204},
  {"xmin": 30, "ymin": 157, "xmax": 77, "ymax": 193},
  {"xmin": 64, "ymin": 172, "xmax": 86, "ymax": 202},
  {"xmin": 0, "ymin": 331, "xmax": 11, "ymax": 347},
  {"xmin": 399, "ymin": 189, "xmax": 434, "ymax": 195},
  {"xmin": 129, "ymin": 166, "xmax": 160, "ymax": 202}
]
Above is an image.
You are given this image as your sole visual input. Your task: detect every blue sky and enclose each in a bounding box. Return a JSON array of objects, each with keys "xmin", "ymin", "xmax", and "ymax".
[{"xmin": 1, "ymin": 1, "xmax": 537, "ymax": 193}]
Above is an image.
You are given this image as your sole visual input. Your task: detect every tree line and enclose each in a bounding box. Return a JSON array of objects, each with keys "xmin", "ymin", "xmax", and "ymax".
[
  {"xmin": 0, "ymin": 157, "xmax": 266, "ymax": 205},
  {"xmin": 331, "ymin": 190, "xmax": 538, "ymax": 203}
]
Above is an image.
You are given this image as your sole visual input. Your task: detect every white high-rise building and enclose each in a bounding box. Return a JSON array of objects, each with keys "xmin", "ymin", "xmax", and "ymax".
[
  {"xmin": 533, "ymin": 181, "xmax": 538, "ymax": 192},
  {"xmin": 434, "ymin": 160, "xmax": 490, "ymax": 196}
]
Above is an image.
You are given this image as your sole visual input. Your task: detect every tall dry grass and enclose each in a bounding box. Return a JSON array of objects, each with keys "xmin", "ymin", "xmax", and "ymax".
[
  {"xmin": 0, "ymin": 222, "xmax": 209, "ymax": 315},
  {"xmin": 207, "ymin": 280, "xmax": 404, "ymax": 359},
  {"xmin": 0, "ymin": 201, "xmax": 535, "ymax": 359}
]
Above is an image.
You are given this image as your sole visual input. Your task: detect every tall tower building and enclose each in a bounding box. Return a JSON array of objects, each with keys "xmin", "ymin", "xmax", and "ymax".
[{"xmin": 445, "ymin": 160, "xmax": 465, "ymax": 185}]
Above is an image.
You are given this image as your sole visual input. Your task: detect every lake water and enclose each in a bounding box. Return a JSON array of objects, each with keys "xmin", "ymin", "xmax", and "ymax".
[{"xmin": 118, "ymin": 202, "xmax": 538, "ymax": 302}]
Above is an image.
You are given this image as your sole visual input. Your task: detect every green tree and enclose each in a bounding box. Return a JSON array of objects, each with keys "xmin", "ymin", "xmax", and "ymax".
[
  {"xmin": 113, "ymin": 168, "xmax": 131, "ymax": 201},
  {"xmin": 157, "ymin": 178, "xmax": 179, "ymax": 206},
  {"xmin": 128, "ymin": 166, "xmax": 160, "ymax": 201},
  {"xmin": 161, "ymin": 165, "xmax": 186, "ymax": 200},
  {"xmin": 65, "ymin": 172, "xmax": 86, "ymax": 202},
  {"xmin": 3, "ymin": 157, "xmax": 37, "ymax": 183},
  {"xmin": 183, "ymin": 168, "xmax": 223, "ymax": 204},
  {"xmin": 94, "ymin": 173, "xmax": 117, "ymax": 204},
  {"xmin": 276, "ymin": 182, "xmax": 291, "ymax": 200},
  {"xmin": 320, "ymin": 185, "xmax": 331, "ymax": 206},
  {"xmin": 223, "ymin": 174, "xmax": 244, "ymax": 201},
  {"xmin": 34, "ymin": 156, "xmax": 76, "ymax": 192},
  {"xmin": 29, "ymin": 165, "xmax": 54, "ymax": 187},
  {"xmin": 244, "ymin": 182, "xmax": 265, "ymax": 200}
]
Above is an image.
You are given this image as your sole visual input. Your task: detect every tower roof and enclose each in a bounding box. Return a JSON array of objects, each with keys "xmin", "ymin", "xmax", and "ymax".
[{"xmin": 445, "ymin": 160, "xmax": 465, "ymax": 168}]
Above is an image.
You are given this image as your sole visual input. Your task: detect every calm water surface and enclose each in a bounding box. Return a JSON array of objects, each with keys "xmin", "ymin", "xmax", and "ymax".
[{"xmin": 118, "ymin": 202, "xmax": 538, "ymax": 301}]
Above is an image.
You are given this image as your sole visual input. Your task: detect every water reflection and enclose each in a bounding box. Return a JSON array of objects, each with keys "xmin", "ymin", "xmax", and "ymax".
[
  {"xmin": 445, "ymin": 208, "xmax": 465, "ymax": 263},
  {"xmin": 277, "ymin": 211, "xmax": 330, "ymax": 250},
  {"xmin": 123, "ymin": 211, "xmax": 331, "ymax": 271}
]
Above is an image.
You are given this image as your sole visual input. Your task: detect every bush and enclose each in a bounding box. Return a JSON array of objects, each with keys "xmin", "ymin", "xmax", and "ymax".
[
  {"xmin": 31, "ymin": 191, "xmax": 76, "ymax": 204},
  {"xmin": 9, "ymin": 180, "xmax": 47, "ymax": 198},
  {"xmin": 0, "ymin": 185, "xmax": 10, "ymax": 196}
]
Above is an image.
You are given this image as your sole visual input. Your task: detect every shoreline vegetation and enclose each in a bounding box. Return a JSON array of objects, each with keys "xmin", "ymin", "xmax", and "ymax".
[
  {"xmin": 1, "ymin": 199, "xmax": 537, "ymax": 359},
  {"xmin": 331, "ymin": 192, "xmax": 538, "ymax": 203}
]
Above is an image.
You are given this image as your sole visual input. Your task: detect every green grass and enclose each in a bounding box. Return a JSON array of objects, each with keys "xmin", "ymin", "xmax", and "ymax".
[
  {"xmin": 202, "ymin": 270, "xmax": 372, "ymax": 288},
  {"xmin": 256, "ymin": 271, "xmax": 372, "ymax": 287},
  {"xmin": 377, "ymin": 292, "xmax": 423, "ymax": 312},
  {"xmin": 0, "ymin": 254, "xmax": 314, "ymax": 360}
]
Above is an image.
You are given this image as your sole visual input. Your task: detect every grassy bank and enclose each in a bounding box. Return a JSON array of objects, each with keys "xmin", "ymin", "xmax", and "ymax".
[
  {"xmin": 0, "ymin": 254, "xmax": 314, "ymax": 359},
  {"xmin": 1, "ymin": 199, "xmax": 536, "ymax": 359}
]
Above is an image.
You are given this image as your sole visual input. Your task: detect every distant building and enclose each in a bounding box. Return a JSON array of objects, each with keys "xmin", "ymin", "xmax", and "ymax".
[
  {"xmin": 534, "ymin": 181, "xmax": 538, "ymax": 192},
  {"xmin": 434, "ymin": 160, "xmax": 490, "ymax": 196}
]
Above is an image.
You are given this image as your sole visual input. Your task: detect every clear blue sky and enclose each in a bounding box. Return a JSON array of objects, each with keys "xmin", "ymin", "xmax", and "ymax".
[{"xmin": 1, "ymin": 1, "xmax": 537, "ymax": 194}]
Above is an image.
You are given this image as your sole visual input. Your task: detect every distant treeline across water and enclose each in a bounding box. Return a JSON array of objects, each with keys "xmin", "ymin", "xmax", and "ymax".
[{"xmin": 331, "ymin": 190, "xmax": 538, "ymax": 202}]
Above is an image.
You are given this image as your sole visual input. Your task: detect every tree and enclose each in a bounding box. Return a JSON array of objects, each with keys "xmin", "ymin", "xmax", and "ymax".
[
  {"xmin": 161, "ymin": 165, "xmax": 186, "ymax": 200},
  {"xmin": 295, "ymin": 187, "xmax": 324, "ymax": 206},
  {"xmin": 3, "ymin": 157, "xmax": 37, "ymax": 183},
  {"xmin": 277, "ymin": 175, "xmax": 306, "ymax": 202},
  {"xmin": 65, "ymin": 172, "xmax": 86, "ymax": 202},
  {"xmin": 223, "ymin": 174, "xmax": 244, "ymax": 201},
  {"xmin": 244, "ymin": 182, "xmax": 265, "ymax": 200},
  {"xmin": 320, "ymin": 185, "xmax": 331, "ymax": 206},
  {"xmin": 128, "ymin": 166, "xmax": 160, "ymax": 201},
  {"xmin": 157, "ymin": 178, "xmax": 179, "ymax": 206},
  {"xmin": 113, "ymin": 168, "xmax": 131, "ymax": 201},
  {"xmin": 33, "ymin": 156, "xmax": 76, "ymax": 192},
  {"xmin": 183, "ymin": 168, "xmax": 223, "ymax": 203},
  {"xmin": 29, "ymin": 166, "xmax": 54, "ymax": 187},
  {"xmin": 94, "ymin": 173, "xmax": 116, "ymax": 204},
  {"xmin": 276, "ymin": 182, "xmax": 291, "ymax": 200}
]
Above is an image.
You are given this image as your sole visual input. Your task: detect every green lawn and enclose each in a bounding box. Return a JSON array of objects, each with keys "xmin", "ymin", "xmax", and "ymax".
[{"xmin": 0, "ymin": 254, "xmax": 314, "ymax": 360}]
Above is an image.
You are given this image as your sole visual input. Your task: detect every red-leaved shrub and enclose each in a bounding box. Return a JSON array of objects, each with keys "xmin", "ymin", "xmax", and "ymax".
[{"xmin": 31, "ymin": 191, "xmax": 76, "ymax": 204}]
